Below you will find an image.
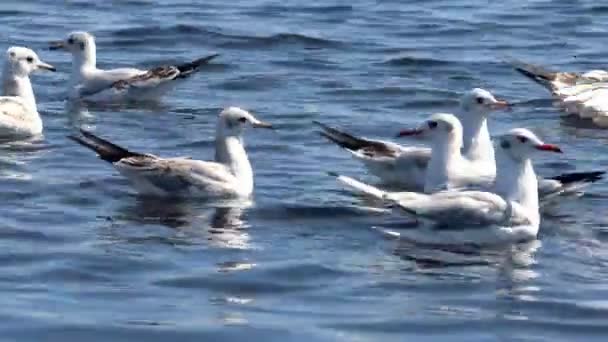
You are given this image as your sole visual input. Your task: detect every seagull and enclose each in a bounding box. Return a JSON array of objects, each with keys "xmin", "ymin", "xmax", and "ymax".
[
  {"xmin": 510, "ymin": 59, "xmax": 608, "ymax": 127},
  {"xmin": 0, "ymin": 46, "xmax": 55, "ymax": 139},
  {"xmin": 314, "ymin": 88, "xmax": 509, "ymax": 189},
  {"xmin": 68, "ymin": 107, "xmax": 272, "ymax": 198},
  {"xmin": 315, "ymin": 88, "xmax": 604, "ymax": 197},
  {"xmin": 394, "ymin": 113, "xmax": 495, "ymax": 192},
  {"xmin": 330, "ymin": 128, "xmax": 563, "ymax": 245},
  {"xmin": 49, "ymin": 31, "xmax": 219, "ymax": 101}
]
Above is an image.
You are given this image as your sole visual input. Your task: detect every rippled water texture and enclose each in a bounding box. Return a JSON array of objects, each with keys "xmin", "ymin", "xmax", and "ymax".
[{"xmin": 0, "ymin": 0, "xmax": 608, "ymax": 341}]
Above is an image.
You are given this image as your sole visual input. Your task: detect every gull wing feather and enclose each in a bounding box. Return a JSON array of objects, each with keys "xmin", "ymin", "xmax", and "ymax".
[
  {"xmin": 0, "ymin": 96, "xmax": 39, "ymax": 136},
  {"xmin": 115, "ymin": 157, "xmax": 240, "ymax": 196}
]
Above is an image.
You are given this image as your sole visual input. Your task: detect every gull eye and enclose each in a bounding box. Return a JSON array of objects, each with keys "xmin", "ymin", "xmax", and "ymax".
[
  {"xmin": 476, "ymin": 97, "xmax": 484, "ymax": 104},
  {"xmin": 26, "ymin": 56, "xmax": 34, "ymax": 63},
  {"xmin": 500, "ymin": 140, "xmax": 511, "ymax": 149},
  {"xmin": 428, "ymin": 121, "xmax": 438, "ymax": 129},
  {"xmin": 517, "ymin": 136, "xmax": 528, "ymax": 143},
  {"xmin": 238, "ymin": 117, "xmax": 247, "ymax": 123},
  {"xmin": 67, "ymin": 38, "xmax": 74, "ymax": 44}
]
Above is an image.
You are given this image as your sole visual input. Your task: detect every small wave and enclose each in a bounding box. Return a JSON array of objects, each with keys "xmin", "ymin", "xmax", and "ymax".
[
  {"xmin": 385, "ymin": 56, "xmax": 453, "ymax": 67},
  {"xmin": 220, "ymin": 33, "xmax": 346, "ymax": 50}
]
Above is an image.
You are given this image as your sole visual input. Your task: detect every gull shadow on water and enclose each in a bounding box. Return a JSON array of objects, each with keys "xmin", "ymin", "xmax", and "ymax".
[{"xmin": 105, "ymin": 196, "xmax": 254, "ymax": 249}]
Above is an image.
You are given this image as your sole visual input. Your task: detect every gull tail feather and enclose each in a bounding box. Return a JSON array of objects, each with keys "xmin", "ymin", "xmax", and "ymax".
[
  {"xmin": 507, "ymin": 58, "xmax": 558, "ymax": 90},
  {"xmin": 175, "ymin": 53, "xmax": 220, "ymax": 78},
  {"xmin": 69, "ymin": 129, "xmax": 141, "ymax": 163},
  {"xmin": 313, "ymin": 121, "xmax": 371, "ymax": 151},
  {"xmin": 552, "ymin": 170, "xmax": 605, "ymax": 195},
  {"xmin": 550, "ymin": 170, "xmax": 605, "ymax": 185},
  {"xmin": 327, "ymin": 172, "xmax": 386, "ymax": 200}
]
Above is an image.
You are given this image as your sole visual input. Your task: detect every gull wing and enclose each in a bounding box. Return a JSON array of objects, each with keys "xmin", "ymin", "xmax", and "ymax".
[
  {"xmin": 389, "ymin": 190, "xmax": 531, "ymax": 227},
  {"xmin": 115, "ymin": 157, "xmax": 240, "ymax": 196}
]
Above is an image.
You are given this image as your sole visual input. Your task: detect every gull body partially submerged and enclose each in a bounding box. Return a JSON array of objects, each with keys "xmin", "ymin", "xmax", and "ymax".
[
  {"xmin": 511, "ymin": 59, "xmax": 608, "ymax": 127},
  {"xmin": 49, "ymin": 31, "xmax": 219, "ymax": 101},
  {"xmin": 330, "ymin": 128, "xmax": 562, "ymax": 245},
  {"xmin": 69, "ymin": 107, "xmax": 272, "ymax": 198},
  {"xmin": 0, "ymin": 46, "xmax": 55, "ymax": 140}
]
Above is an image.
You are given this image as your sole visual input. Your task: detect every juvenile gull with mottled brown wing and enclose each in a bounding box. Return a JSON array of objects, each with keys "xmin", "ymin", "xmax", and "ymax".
[{"xmin": 49, "ymin": 31, "xmax": 219, "ymax": 101}]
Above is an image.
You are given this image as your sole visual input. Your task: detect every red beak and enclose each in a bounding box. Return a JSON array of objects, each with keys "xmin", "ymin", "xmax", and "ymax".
[
  {"xmin": 396, "ymin": 128, "xmax": 424, "ymax": 138},
  {"xmin": 535, "ymin": 144, "xmax": 562, "ymax": 153}
]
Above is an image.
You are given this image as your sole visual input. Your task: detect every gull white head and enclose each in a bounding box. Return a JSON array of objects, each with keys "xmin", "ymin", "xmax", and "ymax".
[
  {"xmin": 49, "ymin": 31, "xmax": 97, "ymax": 68},
  {"xmin": 397, "ymin": 113, "xmax": 463, "ymax": 146},
  {"xmin": 497, "ymin": 128, "xmax": 562, "ymax": 162},
  {"xmin": 217, "ymin": 107, "xmax": 273, "ymax": 137},
  {"xmin": 4, "ymin": 47, "xmax": 56, "ymax": 78},
  {"xmin": 460, "ymin": 88, "xmax": 510, "ymax": 116}
]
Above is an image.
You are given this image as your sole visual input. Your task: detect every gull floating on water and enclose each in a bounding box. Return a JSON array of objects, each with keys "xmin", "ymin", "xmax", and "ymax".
[
  {"xmin": 330, "ymin": 128, "xmax": 562, "ymax": 245},
  {"xmin": 315, "ymin": 88, "xmax": 509, "ymax": 189},
  {"xmin": 510, "ymin": 59, "xmax": 608, "ymax": 127},
  {"xmin": 398, "ymin": 113, "xmax": 603, "ymax": 200},
  {"xmin": 0, "ymin": 47, "xmax": 55, "ymax": 139},
  {"xmin": 316, "ymin": 88, "xmax": 603, "ymax": 198},
  {"xmin": 69, "ymin": 107, "xmax": 272, "ymax": 198},
  {"xmin": 49, "ymin": 31, "xmax": 219, "ymax": 101}
]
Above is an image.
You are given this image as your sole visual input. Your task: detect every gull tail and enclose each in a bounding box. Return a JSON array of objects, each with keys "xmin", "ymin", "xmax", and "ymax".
[
  {"xmin": 552, "ymin": 170, "xmax": 605, "ymax": 193},
  {"xmin": 551, "ymin": 170, "xmax": 605, "ymax": 184},
  {"xmin": 175, "ymin": 53, "xmax": 220, "ymax": 78},
  {"xmin": 69, "ymin": 129, "xmax": 141, "ymax": 163},
  {"xmin": 507, "ymin": 58, "xmax": 559, "ymax": 91},
  {"xmin": 314, "ymin": 121, "xmax": 374, "ymax": 152},
  {"xmin": 327, "ymin": 172, "xmax": 385, "ymax": 200}
]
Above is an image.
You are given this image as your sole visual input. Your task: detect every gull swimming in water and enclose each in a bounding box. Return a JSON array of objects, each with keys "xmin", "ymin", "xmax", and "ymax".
[
  {"xmin": 316, "ymin": 88, "xmax": 603, "ymax": 197},
  {"xmin": 0, "ymin": 46, "xmax": 55, "ymax": 139},
  {"xmin": 314, "ymin": 88, "xmax": 509, "ymax": 189},
  {"xmin": 330, "ymin": 128, "xmax": 562, "ymax": 245},
  {"xmin": 69, "ymin": 107, "xmax": 272, "ymax": 198},
  {"xmin": 49, "ymin": 31, "xmax": 219, "ymax": 101},
  {"xmin": 510, "ymin": 59, "xmax": 608, "ymax": 127}
]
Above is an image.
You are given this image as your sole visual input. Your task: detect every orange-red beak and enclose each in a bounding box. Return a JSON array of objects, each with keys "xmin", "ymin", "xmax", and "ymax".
[
  {"xmin": 490, "ymin": 99, "xmax": 511, "ymax": 110},
  {"xmin": 535, "ymin": 144, "xmax": 562, "ymax": 153}
]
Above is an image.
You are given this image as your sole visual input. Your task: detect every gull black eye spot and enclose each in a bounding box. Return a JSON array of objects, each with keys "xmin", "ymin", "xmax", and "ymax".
[
  {"xmin": 428, "ymin": 121, "xmax": 438, "ymax": 129},
  {"xmin": 500, "ymin": 140, "xmax": 511, "ymax": 149},
  {"xmin": 26, "ymin": 56, "xmax": 34, "ymax": 63},
  {"xmin": 517, "ymin": 136, "xmax": 528, "ymax": 143},
  {"xmin": 476, "ymin": 97, "xmax": 484, "ymax": 104},
  {"xmin": 67, "ymin": 38, "xmax": 74, "ymax": 45},
  {"xmin": 238, "ymin": 117, "xmax": 247, "ymax": 123}
]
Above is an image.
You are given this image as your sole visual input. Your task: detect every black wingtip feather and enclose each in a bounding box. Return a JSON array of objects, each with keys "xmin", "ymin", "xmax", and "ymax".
[
  {"xmin": 314, "ymin": 121, "xmax": 369, "ymax": 151},
  {"xmin": 550, "ymin": 171, "xmax": 606, "ymax": 184},
  {"xmin": 69, "ymin": 129, "xmax": 141, "ymax": 163},
  {"xmin": 175, "ymin": 53, "xmax": 220, "ymax": 77}
]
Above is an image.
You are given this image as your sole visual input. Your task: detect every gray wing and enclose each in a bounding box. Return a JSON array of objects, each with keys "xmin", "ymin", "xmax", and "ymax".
[
  {"xmin": 391, "ymin": 190, "xmax": 531, "ymax": 226},
  {"xmin": 115, "ymin": 157, "xmax": 239, "ymax": 196}
]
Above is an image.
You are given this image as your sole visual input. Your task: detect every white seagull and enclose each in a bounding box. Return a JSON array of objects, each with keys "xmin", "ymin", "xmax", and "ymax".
[
  {"xmin": 314, "ymin": 88, "xmax": 509, "ymax": 189},
  {"xmin": 0, "ymin": 46, "xmax": 55, "ymax": 139},
  {"xmin": 316, "ymin": 89, "xmax": 603, "ymax": 197},
  {"xmin": 393, "ymin": 113, "xmax": 495, "ymax": 192},
  {"xmin": 511, "ymin": 59, "xmax": 608, "ymax": 127},
  {"xmin": 330, "ymin": 128, "xmax": 563, "ymax": 245},
  {"xmin": 49, "ymin": 31, "xmax": 219, "ymax": 101},
  {"xmin": 69, "ymin": 107, "xmax": 272, "ymax": 198}
]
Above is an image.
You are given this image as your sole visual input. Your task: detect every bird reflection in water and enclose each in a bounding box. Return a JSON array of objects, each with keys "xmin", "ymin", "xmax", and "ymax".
[{"xmin": 113, "ymin": 196, "xmax": 253, "ymax": 249}]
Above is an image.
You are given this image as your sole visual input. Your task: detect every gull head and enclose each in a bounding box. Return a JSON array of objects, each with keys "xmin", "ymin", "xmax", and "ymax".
[
  {"xmin": 5, "ymin": 47, "xmax": 56, "ymax": 77},
  {"xmin": 460, "ymin": 88, "xmax": 510, "ymax": 116},
  {"xmin": 218, "ymin": 107, "xmax": 273, "ymax": 137},
  {"xmin": 498, "ymin": 128, "xmax": 562, "ymax": 161},
  {"xmin": 49, "ymin": 31, "xmax": 95, "ymax": 55},
  {"xmin": 397, "ymin": 113, "xmax": 463, "ymax": 143}
]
